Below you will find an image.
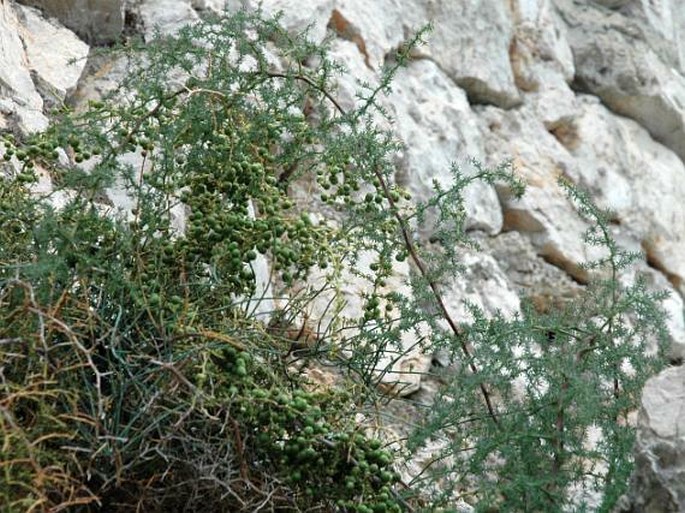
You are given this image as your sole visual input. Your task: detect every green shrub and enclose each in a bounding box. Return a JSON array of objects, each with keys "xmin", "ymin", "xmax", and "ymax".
[
  {"xmin": 0, "ymin": 10, "xmax": 416, "ymax": 511},
  {"xmin": 404, "ymin": 180, "xmax": 668, "ymax": 512},
  {"xmin": 0, "ymin": 7, "xmax": 667, "ymax": 513}
]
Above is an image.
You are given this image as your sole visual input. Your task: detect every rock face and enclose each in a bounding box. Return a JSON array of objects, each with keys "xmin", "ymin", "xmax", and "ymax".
[
  {"xmin": 390, "ymin": 60, "xmax": 503, "ymax": 236},
  {"xmin": 17, "ymin": 0, "xmax": 124, "ymax": 44},
  {"xmin": 2, "ymin": 0, "xmax": 685, "ymax": 509},
  {"xmin": 632, "ymin": 365, "xmax": 685, "ymax": 512},
  {"xmin": 0, "ymin": 1, "xmax": 48, "ymax": 134},
  {"xmin": 15, "ymin": 5, "xmax": 89, "ymax": 107},
  {"xmin": 1, "ymin": 1, "xmax": 89, "ymax": 134},
  {"xmin": 557, "ymin": 0, "xmax": 685, "ymax": 163}
]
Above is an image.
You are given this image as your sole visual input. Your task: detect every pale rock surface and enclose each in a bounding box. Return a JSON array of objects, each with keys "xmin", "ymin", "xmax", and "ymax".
[
  {"xmin": 0, "ymin": 1, "xmax": 47, "ymax": 134},
  {"xmin": 509, "ymin": 0, "xmax": 577, "ymax": 130},
  {"xmin": 624, "ymin": 265, "xmax": 685, "ymax": 362},
  {"xmin": 479, "ymin": 104, "xmax": 598, "ymax": 282},
  {"xmin": 447, "ymin": 249, "xmax": 522, "ymax": 322},
  {"xmin": 137, "ymin": 0, "xmax": 199, "ymax": 38},
  {"xmin": 16, "ymin": 4, "xmax": 89, "ymax": 108},
  {"xmin": 68, "ymin": 52, "xmax": 131, "ymax": 109},
  {"xmin": 253, "ymin": 0, "xmax": 334, "ymax": 45},
  {"xmin": 592, "ymin": 0, "xmax": 629, "ymax": 7},
  {"xmin": 420, "ymin": 0, "xmax": 521, "ymax": 108},
  {"xmin": 481, "ymin": 230, "xmax": 583, "ymax": 309},
  {"xmin": 433, "ymin": 247, "xmax": 521, "ymax": 367},
  {"xmin": 524, "ymin": 71, "xmax": 578, "ymax": 133},
  {"xmin": 16, "ymin": 0, "xmax": 124, "ymax": 44},
  {"xmin": 283, "ymin": 249, "xmax": 432, "ymax": 397},
  {"xmin": 329, "ymin": 0, "xmax": 419, "ymax": 70},
  {"xmin": 190, "ymin": 0, "xmax": 236, "ymax": 12},
  {"xmin": 314, "ymin": 0, "xmax": 523, "ymax": 107},
  {"xmin": 390, "ymin": 59, "xmax": 503, "ymax": 236},
  {"xmin": 316, "ymin": 40, "xmax": 504, "ymax": 236},
  {"xmin": 28, "ymin": 164, "xmax": 73, "ymax": 211},
  {"xmin": 631, "ymin": 365, "xmax": 685, "ymax": 512},
  {"xmin": 619, "ymin": 0, "xmax": 685, "ymax": 74},
  {"xmin": 326, "ymin": 38, "xmax": 383, "ymax": 114},
  {"xmin": 510, "ymin": 0, "xmax": 575, "ymax": 87},
  {"xmin": 556, "ymin": 0, "xmax": 685, "ymax": 162},
  {"xmin": 563, "ymin": 95, "xmax": 685, "ymax": 294}
]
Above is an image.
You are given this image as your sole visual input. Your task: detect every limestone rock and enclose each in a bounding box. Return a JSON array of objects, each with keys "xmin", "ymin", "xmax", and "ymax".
[
  {"xmin": 17, "ymin": 0, "xmax": 124, "ymax": 44},
  {"xmin": 422, "ymin": 0, "xmax": 521, "ymax": 108},
  {"xmin": 556, "ymin": 0, "xmax": 685, "ymax": 162},
  {"xmin": 190, "ymin": 0, "xmax": 235, "ymax": 12},
  {"xmin": 256, "ymin": 0, "xmax": 335, "ymax": 44},
  {"xmin": 326, "ymin": 0, "xmax": 423, "ymax": 70},
  {"xmin": 510, "ymin": 0, "xmax": 575, "ymax": 87},
  {"xmin": 525, "ymin": 71, "xmax": 578, "ymax": 134},
  {"xmin": 479, "ymin": 104, "xmax": 597, "ymax": 282},
  {"xmin": 137, "ymin": 0, "xmax": 200, "ymax": 39},
  {"xmin": 16, "ymin": 4, "xmax": 89, "ymax": 108},
  {"xmin": 326, "ymin": 38, "xmax": 384, "ymax": 114},
  {"xmin": 324, "ymin": 0, "xmax": 522, "ymax": 107},
  {"xmin": 433, "ymin": 247, "xmax": 522, "ymax": 367},
  {"xmin": 481, "ymin": 230, "xmax": 583, "ymax": 309},
  {"xmin": 0, "ymin": 1, "xmax": 47, "ymax": 134},
  {"xmin": 592, "ymin": 0, "xmax": 629, "ymax": 7},
  {"xmin": 563, "ymin": 95, "xmax": 685, "ymax": 294},
  {"xmin": 68, "ymin": 52, "xmax": 130, "ymax": 109},
  {"xmin": 619, "ymin": 0, "xmax": 685, "ymax": 73},
  {"xmin": 508, "ymin": 0, "xmax": 578, "ymax": 135},
  {"xmin": 390, "ymin": 59, "xmax": 503, "ymax": 236},
  {"xmin": 624, "ymin": 265, "xmax": 685, "ymax": 362},
  {"xmin": 631, "ymin": 365, "xmax": 685, "ymax": 512},
  {"xmin": 283, "ymin": 249, "xmax": 431, "ymax": 397}
]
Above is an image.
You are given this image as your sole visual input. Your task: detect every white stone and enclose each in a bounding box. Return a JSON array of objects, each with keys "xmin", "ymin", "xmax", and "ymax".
[
  {"xmin": 632, "ymin": 365, "xmax": 685, "ymax": 512},
  {"xmin": 328, "ymin": 0, "xmax": 420, "ymax": 70},
  {"xmin": 479, "ymin": 104, "xmax": 598, "ymax": 282},
  {"xmin": 16, "ymin": 0, "xmax": 124, "ymax": 44},
  {"xmin": 138, "ymin": 0, "xmax": 200, "ymax": 39},
  {"xmin": 422, "ymin": 0, "xmax": 521, "ymax": 108},
  {"xmin": 0, "ymin": 1, "xmax": 47, "ymax": 134},
  {"xmin": 510, "ymin": 0, "xmax": 575, "ymax": 85},
  {"xmin": 284, "ymin": 249, "xmax": 431, "ymax": 397},
  {"xmin": 256, "ymin": 0, "xmax": 334, "ymax": 44},
  {"xmin": 318, "ymin": 0, "xmax": 523, "ymax": 107},
  {"xmin": 441, "ymin": 250, "xmax": 521, "ymax": 323},
  {"xmin": 327, "ymin": 38, "xmax": 383, "ymax": 114},
  {"xmin": 191, "ymin": 0, "xmax": 232, "ymax": 11},
  {"xmin": 390, "ymin": 59, "xmax": 502, "ymax": 236},
  {"xmin": 622, "ymin": 0, "xmax": 685, "ymax": 73},
  {"xmin": 639, "ymin": 366, "xmax": 685, "ymax": 441},
  {"xmin": 564, "ymin": 95, "xmax": 685, "ymax": 294},
  {"xmin": 16, "ymin": 4, "xmax": 89, "ymax": 106},
  {"xmin": 68, "ymin": 53, "xmax": 131, "ymax": 109},
  {"xmin": 556, "ymin": 0, "xmax": 685, "ymax": 162},
  {"xmin": 525, "ymin": 71, "xmax": 578, "ymax": 131},
  {"xmin": 434, "ymin": 249, "xmax": 521, "ymax": 367},
  {"xmin": 626, "ymin": 266, "xmax": 685, "ymax": 361}
]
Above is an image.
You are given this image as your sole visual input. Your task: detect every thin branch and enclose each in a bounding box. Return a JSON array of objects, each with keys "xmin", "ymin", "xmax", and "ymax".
[{"xmin": 374, "ymin": 172, "xmax": 500, "ymax": 426}]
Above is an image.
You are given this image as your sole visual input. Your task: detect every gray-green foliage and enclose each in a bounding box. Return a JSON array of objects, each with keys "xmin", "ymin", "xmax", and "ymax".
[
  {"xmin": 0, "ymin": 7, "xmax": 668, "ymax": 513},
  {"xmin": 0, "ymin": 10, "xmax": 420, "ymax": 512},
  {"xmin": 403, "ymin": 179, "xmax": 668, "ymax": 512}
]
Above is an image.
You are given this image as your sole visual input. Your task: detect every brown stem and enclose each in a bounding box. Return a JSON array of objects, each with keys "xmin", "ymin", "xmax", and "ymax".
[
  {"xmin": 263, "ymin": 71, "xmax": 347, "ymax": 118},
  {"xmin": 267, "ymin": 70, "xmax": 500, "ymax": 426},
  {"xmin": 374, "ymin": 173, "xmax": 500, "ymax": 426}
]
